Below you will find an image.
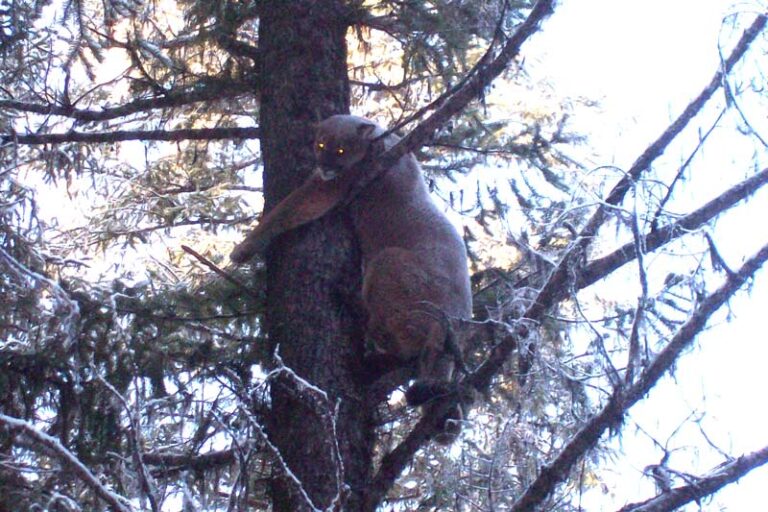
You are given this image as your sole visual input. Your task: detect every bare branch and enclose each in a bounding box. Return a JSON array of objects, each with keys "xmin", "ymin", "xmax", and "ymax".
[
  {"xmin": 617, "ymin": 444, "xmax": 768, "ymax": 512},
  {"xmin": 2, "ymin": 126, "xmax": 260, "ymax": 145},
  {"xmin": 0, "ymin": 413, "xmax": 133, "ymax": 512}
]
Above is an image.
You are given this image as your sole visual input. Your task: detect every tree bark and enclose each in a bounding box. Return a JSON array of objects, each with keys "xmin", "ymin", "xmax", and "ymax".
[{"xmin": 257, "ymin": 2, "xmax": 373, "ymax": 510}]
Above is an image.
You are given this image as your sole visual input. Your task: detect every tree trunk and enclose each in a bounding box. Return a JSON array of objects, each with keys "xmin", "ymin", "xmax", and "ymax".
[{"xmin": 258, "ymin": 2, "xmax": 374, "ymax": 510}]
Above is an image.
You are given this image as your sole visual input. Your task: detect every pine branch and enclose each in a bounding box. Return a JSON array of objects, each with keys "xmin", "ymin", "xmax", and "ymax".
[
  {"xmin": 508, "ymin": 240, "xmax": 768, "ymax": 512},
  {"xmin": 0, "ymin": 413, "xmax": 132, "ymax": 512},
  {"xmin": 0, "ymin": 79, "xmax": 250, "ymax": 122},
  {"xmin": 579, "ymin": 166, "xmax": 768, "ymax": 288},
  {"xmin": 617, "ymin": 444, "xmax": 768, "ymax": 512},
  {"xmin": 2, "ymin": 126, "xmax": 260, "ymax": 145}
]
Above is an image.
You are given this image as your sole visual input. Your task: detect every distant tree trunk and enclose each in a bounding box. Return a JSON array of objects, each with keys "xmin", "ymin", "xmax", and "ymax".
[{"xmin": 258, "ymin": 2, "xmax": 373, "ymax": 510}]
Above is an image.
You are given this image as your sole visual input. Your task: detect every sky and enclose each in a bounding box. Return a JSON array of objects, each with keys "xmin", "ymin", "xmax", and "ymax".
[{"xmin": 525, "ymin": 0, "xmax": 768, "ymax": 508}]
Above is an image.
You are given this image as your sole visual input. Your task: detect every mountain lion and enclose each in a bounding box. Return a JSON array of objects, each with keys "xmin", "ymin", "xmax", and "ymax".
[{"xmin": 231, "ymin": 115, "xmax": 472, "ymax": 442}]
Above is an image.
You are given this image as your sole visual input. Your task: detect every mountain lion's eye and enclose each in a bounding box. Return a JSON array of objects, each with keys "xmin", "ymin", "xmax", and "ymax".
[
  {"xmin": 317, "ymin": 142, "xmax": 325, "ymax": 150},
  {"xmin": 337, "ymin": 148, "xmax": 345, "ymax": 155}
]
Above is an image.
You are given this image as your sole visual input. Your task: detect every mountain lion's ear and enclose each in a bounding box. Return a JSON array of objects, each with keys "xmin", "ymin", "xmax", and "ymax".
[{"xmin": 357, "ymin": 121, "xmax": 377, "ymax": 140}]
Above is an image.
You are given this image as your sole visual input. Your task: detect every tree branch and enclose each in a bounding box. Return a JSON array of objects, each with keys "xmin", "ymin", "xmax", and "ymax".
[
  {"xmin": 579, "ymin": 166, "xmax": 768, "ymax": 289},
  {"xmin": 0, "ymin": 413, "xmax": 133, "ymax": 512},
  {"xmin": 508, "ymin": 240, "xmax": 768, "ymax": 512},
  {"xmin": 617, "ymin": 444, "xmax": 768, "ymax": 512},
  {"xmin": 181, "ymin": 244, "xmax": 263, "ymax": 302},
  {"xmin": 2, "ymin": 126, "xmax": 260, "ymax": 145},
  {"xmin": 0, "ymin": 79, "xmax": 251, "ymax": 122},
  {"xmin": 359, "ymin": 3, "xmax": 558, "ymax": 506},
  {"xmin": 523, "ymin": 13, "xmax": 767, "ymax": 324},
  {"xmin": 143, "ymin": 448, "xmax": 236, "ymax": 476},
  {"xmin": 348, "ymin": 0, "xmax": 557, "ymax": 203}
]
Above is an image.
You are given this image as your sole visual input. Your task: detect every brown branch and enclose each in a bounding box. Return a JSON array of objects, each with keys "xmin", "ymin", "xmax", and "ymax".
[
  {"xmin": 181, "ymin": 244, "xmax": 262, "ymax": 302},
  {"xmin": 508, "ymin": 240, "xmax": 768, "ymax": 512},
  {"xmin": 2, "ymin": 126, "xmax": 260, "ymax": 145},
  {"xmin": 143, "ymin": 448, "xmax": 236, "ymax": 476},
  {"xmin": 579, "ymin": 167, "xmax": 768, "ymax": 289},
  {"xmin": 0, "ymin": 79, "xmax": 250, "ymax": 122},
  {"xmin": 617, "ymin": 444, "xmax": 768, "ymax": 512}
]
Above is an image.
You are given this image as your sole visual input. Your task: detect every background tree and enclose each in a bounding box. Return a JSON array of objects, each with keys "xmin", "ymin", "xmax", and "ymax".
[{"xmin": 0, "ymin": 0, "xmax": 767, "ymax": 511}]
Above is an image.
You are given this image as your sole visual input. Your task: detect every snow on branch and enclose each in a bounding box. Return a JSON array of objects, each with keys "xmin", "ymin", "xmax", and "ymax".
[
  {"xmin": 0, "ymin": 246, "xmax": 80, "ymax": 350},
  {"xmin": 267, "ymin": 349, "xmax": 348, "ymax": 510},
  {"xmin": 0, "ymin": 413, "xmax": 133, "ymax": 512},
  {"xmin": 222, "ymin": 351, "xmax": 348, "ymax": 511},
  {"xmin": 244, "ymin": 413, "xmax": 325, "ymax": 512}
]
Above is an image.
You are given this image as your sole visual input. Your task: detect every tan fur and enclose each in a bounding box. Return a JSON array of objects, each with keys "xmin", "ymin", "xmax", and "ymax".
[{"xmin": 231, "ymin": 115, "xmax": 472, "ymax": 442}]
